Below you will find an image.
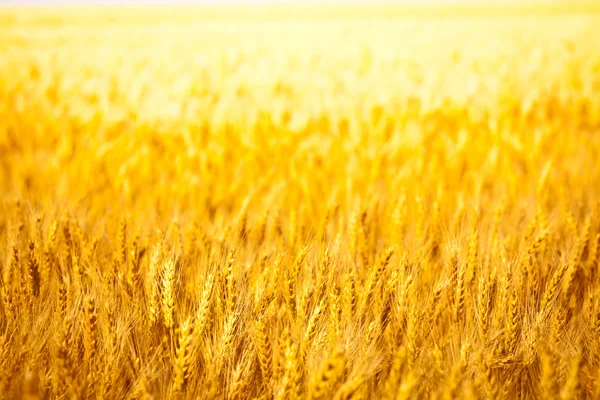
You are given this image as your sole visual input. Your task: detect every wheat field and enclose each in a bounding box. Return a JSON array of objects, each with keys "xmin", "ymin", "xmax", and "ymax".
[{"xmin": 1, "ymin": 3, "xmax": 600, "ymax": 399}]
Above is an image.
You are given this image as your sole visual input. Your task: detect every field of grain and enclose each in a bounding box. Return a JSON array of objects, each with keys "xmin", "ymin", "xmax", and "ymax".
[{"xmin": 1, "ymin": 3, "xmax": 600, "ymax": 399}]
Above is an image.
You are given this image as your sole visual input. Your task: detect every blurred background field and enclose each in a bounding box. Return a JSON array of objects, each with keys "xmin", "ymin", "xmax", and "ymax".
[{"xmin": 2, "ymin": 2, "xmax": 600, "ymax": 225}]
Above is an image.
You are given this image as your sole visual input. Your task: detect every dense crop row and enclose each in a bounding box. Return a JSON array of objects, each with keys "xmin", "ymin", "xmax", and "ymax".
[{"xmin": 1, "ymin": 6, "xmax": 600, "ymax": 399}]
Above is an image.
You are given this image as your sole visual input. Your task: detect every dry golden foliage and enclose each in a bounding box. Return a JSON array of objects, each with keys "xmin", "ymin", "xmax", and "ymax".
[{"xmin": 1, "ymin": 2, "xmax": 600, "ymax": 399}]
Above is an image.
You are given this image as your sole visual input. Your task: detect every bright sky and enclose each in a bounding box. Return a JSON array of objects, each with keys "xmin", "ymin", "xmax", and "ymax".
[
  {"xmin": 0, "ymin": 0, "xmax": 583, "ymax": 7},
  {"xmin": 0, "ymin": 0, "xmax": 569, "ymax": 3}
]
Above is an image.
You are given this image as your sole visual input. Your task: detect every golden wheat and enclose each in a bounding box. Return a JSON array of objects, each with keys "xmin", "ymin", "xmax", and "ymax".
[{"xmin": 1, "ymin": 2, "xmax": 600, "ymax": 399}]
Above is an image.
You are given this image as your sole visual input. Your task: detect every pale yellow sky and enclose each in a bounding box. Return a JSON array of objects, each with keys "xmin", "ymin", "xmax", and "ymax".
[{"xmin": 0, "ymin": 0, "xmax": 576, "ymax": 3}]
